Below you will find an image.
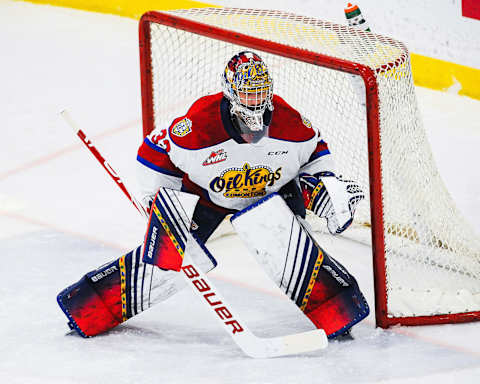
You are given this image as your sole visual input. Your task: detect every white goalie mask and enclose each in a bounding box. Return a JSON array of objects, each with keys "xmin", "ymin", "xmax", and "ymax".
[{"xmin": 222, "ymin": 51, "xmax": 274, "ymax": 142}]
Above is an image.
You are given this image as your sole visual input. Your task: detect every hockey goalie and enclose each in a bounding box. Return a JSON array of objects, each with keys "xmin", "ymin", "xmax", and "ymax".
[{"xmin": 57, "ymin": 51, "xmax": 369, "ymax": 344}]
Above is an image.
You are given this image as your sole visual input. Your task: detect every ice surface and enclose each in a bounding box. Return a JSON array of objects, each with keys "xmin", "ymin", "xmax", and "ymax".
[{"xmin": 1, "ymin": 2, "xmax": 480, "ymax": 383}]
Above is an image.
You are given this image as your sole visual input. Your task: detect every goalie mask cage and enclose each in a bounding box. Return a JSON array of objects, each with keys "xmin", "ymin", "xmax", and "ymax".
[{"xmin": 138, "ymin": 8, "xmax": 480, "ymax": 328}]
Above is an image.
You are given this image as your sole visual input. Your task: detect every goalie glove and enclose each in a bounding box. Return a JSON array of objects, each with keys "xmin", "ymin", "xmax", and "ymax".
[{"xmin": 300, "ymin": 172, "xmax": 364, "ymax": 235}]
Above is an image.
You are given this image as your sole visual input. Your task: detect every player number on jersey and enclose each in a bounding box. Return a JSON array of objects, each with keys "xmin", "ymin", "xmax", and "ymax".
[{"xmin": 151, "ymin": 129, "xmax": 171, "ymax": 152}]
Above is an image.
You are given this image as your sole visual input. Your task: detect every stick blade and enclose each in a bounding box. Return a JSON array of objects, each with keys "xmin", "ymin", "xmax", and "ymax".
[
  {"xmin": 280, "ymin": 329, "xmax": 328, "ymax": 355},
  {"xmin": 239, "ymin": 328, "xmax": 328, "ymax": 359}
]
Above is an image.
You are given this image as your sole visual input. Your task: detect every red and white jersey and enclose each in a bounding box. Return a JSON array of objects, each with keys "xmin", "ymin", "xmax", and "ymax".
[{"xmin": 137, "ymin": 93, "xmax": 334, "ymax": 211}]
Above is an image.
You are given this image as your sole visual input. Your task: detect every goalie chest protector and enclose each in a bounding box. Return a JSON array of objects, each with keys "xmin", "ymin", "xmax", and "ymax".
[{"xmin": 164, "ymin": 93, "xmax": 329, "ymax": 211}]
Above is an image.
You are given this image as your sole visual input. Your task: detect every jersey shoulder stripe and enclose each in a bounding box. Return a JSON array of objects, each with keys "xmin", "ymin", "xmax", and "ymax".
[
  {"xmin": 137, "ymin": 138, "xmax": 183, "ymax": 177},
  {"xmin": 309, "ymin": 140, "xmax": 331, "ymax": 161},
  {"xmin": 143, "ymin": 137, "xmax": 167, "ymax": 154},
  {"xmin": 169, "ymin": 92, "xmax": 231, "ymax": 150},
  {"xmin": 136, "ymin": 156, "xmax": 183, "ymax": 177}
]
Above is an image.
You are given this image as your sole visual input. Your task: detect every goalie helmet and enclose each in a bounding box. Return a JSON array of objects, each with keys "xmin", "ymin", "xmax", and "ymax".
[{"xmin": 222, "ymin": 51, "xmax": 274, "ymax": 142}]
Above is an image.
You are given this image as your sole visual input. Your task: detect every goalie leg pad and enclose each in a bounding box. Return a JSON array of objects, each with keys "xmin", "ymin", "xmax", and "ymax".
[
  {"xmin": 58, "ymin": 243, "xmax": 213, "ymax": 337},
  {"xmin": 57, "ymin": 273, "xmax": 121, "ymax": 338},
  {"xmin": 301, "ymin": 249, "xmax": 369, "ymax": 338},
  {"xmin": 57, "ymin": 250, "xmax": 135, "ymax": 337},
  {"xmin": 58, "ymin": 188, "xmax": 219, "ymax": 337},
  {"xmin": 230, "ymin": 193, "xmax": 369, "ymax": 338}
]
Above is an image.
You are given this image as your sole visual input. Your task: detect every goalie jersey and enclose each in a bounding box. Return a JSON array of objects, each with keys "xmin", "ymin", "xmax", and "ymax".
[{"xmin": 137, "ymin": 92, "xmax": 334, "ymax": 212}]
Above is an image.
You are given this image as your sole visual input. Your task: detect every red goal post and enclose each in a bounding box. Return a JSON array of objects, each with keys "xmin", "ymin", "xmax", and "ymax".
[{"xmin": 138, "ymin": 8, "xmax": 480, "ymax": 328}]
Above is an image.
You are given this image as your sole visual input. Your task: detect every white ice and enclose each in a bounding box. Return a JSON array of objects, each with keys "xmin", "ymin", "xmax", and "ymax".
[{"xmin": 1, "ymin": 2, "xmax": 480, "ymax": 383}]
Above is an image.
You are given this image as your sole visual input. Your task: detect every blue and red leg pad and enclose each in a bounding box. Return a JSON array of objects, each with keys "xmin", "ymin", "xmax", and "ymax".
[
  {"xmin": 299, "ymin": 250, "xmax": 370, "ymax": 339},
  {"xmin": 57, "ymin": 251, "xmax": 135, "ymax": 337}
]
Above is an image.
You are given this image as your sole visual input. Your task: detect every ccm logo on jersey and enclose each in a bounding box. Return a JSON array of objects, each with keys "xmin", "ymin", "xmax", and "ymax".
[
  {"xmin": 172, "ymin": 117, "xmax": 192, "ymax": 137},
  {"xmin": 182, "ymin": 264, "xmax": 244, "ymax": 334},
  {"xmin": 268, "ymin": 150, "xmax": 288, "ymax": 156},
  {"xmin": 203, "ymin": 149, "xmax": 227, "ymax": 166},
  {"xmin": 210, "ymin": 163, "xmax": 282, "ymax": 198}
]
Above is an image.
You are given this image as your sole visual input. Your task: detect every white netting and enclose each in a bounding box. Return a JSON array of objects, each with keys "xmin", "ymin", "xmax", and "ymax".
[{"xmin": 144, "ymin": 8, "xmax": 480, "ymax": 320}]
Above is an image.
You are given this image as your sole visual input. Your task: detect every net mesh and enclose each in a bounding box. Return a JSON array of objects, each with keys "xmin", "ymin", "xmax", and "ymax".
[{"xmin": 144, "ymin": 8, "xmax": 480, "ymax": 320}]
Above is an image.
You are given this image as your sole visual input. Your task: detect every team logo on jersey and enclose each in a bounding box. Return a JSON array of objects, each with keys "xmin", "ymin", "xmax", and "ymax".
[
  {"xmin": 301, "ymin": 116, "xmax": 312, "ymax": 129},
  {"xmin": 209, "ymin": 163, "xmax": 282, "ymax": 198},
  {"xmin": 203, "ymin": 149, "xmax": 227, "ymax": 166},
  {"xmin": 172, "ymin": 118, "xmax": 192, "ymax": 137}
]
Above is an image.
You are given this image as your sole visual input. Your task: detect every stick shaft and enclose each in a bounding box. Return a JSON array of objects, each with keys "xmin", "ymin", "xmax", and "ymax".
[{"xmin": 61, "ymin": 110, "xmax": 147, "ymax": 217}]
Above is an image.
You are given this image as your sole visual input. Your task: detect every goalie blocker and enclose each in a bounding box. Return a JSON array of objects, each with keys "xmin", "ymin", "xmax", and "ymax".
[{"xmin": 231, "ymin": 193, "xmax": 369, "ymax": 338}]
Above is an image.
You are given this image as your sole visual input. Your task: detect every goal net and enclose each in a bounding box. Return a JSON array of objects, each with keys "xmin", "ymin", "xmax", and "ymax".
[{"xmin": 138, "ymin": 8, "xmax": 480, "ymax": 328}]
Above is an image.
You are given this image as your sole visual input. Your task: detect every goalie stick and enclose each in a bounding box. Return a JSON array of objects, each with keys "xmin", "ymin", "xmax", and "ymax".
[
  {"xmin": 60, "ymin": 110, "xmax": 328, "ymax": 358},
  {"xmin": 60, "ymin": 110, "xmax": 148, "ymax": 218}
]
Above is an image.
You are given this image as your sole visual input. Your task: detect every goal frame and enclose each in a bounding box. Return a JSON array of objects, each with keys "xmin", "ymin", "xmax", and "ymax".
[{"xmin": 138, "ymin": 10, "xmax": 479, "ymax": 328}]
